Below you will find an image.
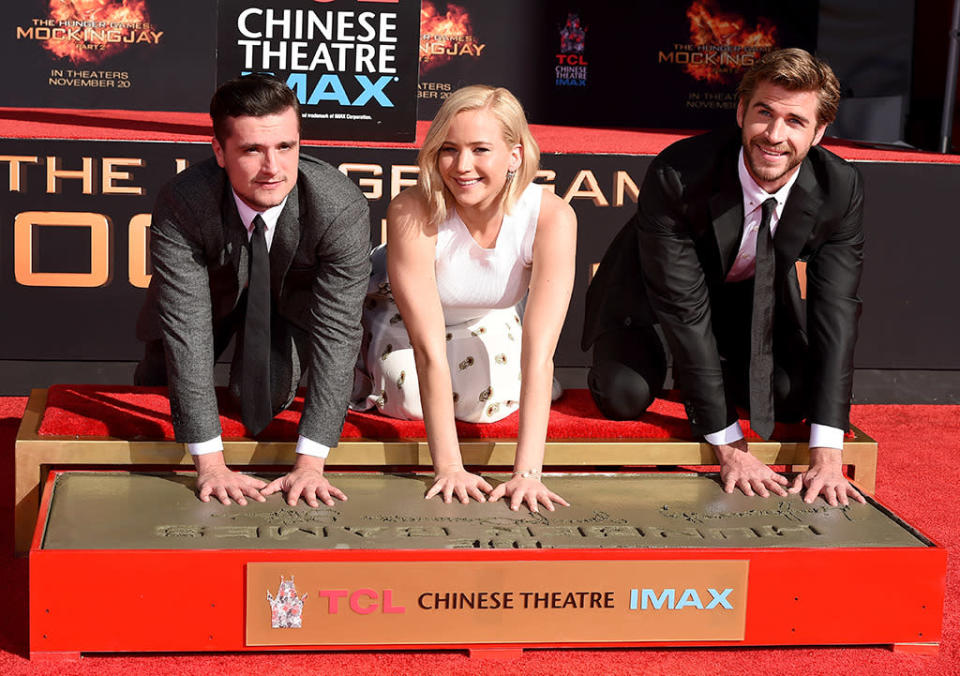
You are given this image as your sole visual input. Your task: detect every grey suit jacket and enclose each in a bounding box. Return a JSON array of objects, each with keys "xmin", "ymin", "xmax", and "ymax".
[
  {"xmin": 137, "ymin": 154, "xmax": 372, "ymax": 445},
  {"xmin": 583, "ymin": 128, "xmax": 864, "ymax": 436}
]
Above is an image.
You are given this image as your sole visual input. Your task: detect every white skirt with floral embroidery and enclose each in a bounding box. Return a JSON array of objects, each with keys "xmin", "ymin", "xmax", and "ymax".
[{"xmin": 351, "ymin": 285, "xmax": 524, "ymax": 423}]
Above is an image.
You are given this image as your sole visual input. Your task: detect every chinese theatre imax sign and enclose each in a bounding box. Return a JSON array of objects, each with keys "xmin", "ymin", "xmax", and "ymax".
[
  {"xmin": 246, "ymin": 560, "xmax": 749, "ymax": 645},
  {"xmin": 217, "ymin": 0, "xmax": 420, "ymax": 141}
]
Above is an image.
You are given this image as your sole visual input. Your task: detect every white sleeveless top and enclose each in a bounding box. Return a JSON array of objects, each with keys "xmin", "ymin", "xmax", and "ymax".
[{"xmin": 434, "ymin": 182, "xmax": 542, "ymax": 325}]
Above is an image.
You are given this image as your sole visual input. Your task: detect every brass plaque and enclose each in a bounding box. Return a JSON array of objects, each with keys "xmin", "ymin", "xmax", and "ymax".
[
  {"xmin": 39, "ymin": 471, "xmax": 930, "ymax": 551},
  {"xmin": 246, "ymin": 560, "xmax": 751, "ymax": 645}
]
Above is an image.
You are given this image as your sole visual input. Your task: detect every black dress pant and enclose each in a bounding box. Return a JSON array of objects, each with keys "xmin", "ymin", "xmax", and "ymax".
[{"xmin": 587, "ymin": 280, "xmax": 808, "ymax": 424}]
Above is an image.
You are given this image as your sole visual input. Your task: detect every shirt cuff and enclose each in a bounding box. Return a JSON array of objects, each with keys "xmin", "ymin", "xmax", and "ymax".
[
  {"xmin": 296, "ymin": 435, "xmax": 331, "ymax": 459},
  {"xmin": 810, "ymin": 423, "xmax": 844, "ymax": 451},
  {"xmin": 704, "ymin": 421, "xmax": 745, "ymax": 446},
  {"xmin": 187, "ymin": 435, "xmax": 224, "ymax": 456}
]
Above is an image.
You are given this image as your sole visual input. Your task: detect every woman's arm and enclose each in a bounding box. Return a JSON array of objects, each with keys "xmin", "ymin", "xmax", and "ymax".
[
  {"xmin": 386, "ymin": 189, "xmax": 493, "ymax": 503},
  {"xmin": 490, "ymin": 190, "xmax": 577, "ymax": 511}
]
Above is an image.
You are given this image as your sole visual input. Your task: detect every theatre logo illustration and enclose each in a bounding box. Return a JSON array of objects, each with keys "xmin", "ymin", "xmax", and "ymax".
[
  {"xmin": 554, "ymin": 12, "xmax": 588, "ymax": 88},
  {"xmin": 266, "ymin": 576, "xmax": 308, "ymax": 629}
]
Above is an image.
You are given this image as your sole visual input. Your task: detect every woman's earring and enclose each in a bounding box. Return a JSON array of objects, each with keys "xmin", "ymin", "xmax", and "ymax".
[{"xmin": 506, "ymin": 168, "xmax": 516, "ymax": 181}]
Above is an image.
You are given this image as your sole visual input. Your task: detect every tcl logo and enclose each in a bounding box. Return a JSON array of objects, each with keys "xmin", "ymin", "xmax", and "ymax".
[{"xmin": 317, "ymin": 588, "xmax": 406, "ymax": 614}]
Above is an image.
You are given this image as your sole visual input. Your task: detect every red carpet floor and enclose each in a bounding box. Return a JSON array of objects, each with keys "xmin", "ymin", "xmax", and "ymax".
[
  {"xmin": 0, "ymin": 398, "xmax": 957, "ymax": 674},
  {"xmin": 37, "ymin": 385, "xmax": 822, "ymax": 442}
]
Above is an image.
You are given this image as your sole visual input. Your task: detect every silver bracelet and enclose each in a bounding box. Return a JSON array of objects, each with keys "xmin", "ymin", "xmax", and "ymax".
[{"xmin": 512, "ymin": 469, "xmax": 542, "ymax": 480}]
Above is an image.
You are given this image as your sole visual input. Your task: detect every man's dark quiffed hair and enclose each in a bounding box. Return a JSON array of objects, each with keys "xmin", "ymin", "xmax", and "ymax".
[
  {"xmin": 210, "ymin": 73, "xmax": 301, "ymax": 144},
  {"xmin": 737, "ymin": 47, "xmax": 841, "ymax": 127}
]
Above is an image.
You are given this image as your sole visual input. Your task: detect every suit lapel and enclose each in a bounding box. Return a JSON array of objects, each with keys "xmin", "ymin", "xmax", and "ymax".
[
  {"xmin": 774, "ymin": 159, "xmax": 822, "ymax": 264},
  {"xmin": 269, "ymin": 182, "xmax": 301, "ymax": 300},
  {"xmin": 709, "ymin": 153, "xmax": 745, "ymax": 278},
  {"xmin": 222, "ymin": 189, "xmax": 247, "ymax": 265},
  {"xmin": 219, "ymin": 184, "xmax": 249, "ymax": 302}
]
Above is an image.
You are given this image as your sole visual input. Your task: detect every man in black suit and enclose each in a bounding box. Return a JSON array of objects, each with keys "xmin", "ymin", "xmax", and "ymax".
[
  {"xmin": 136, "ymin": 74, "xmax": 371, "ymax": 507},
  {"xmin": 583, "ymin": 48, "xmax": 865, "ymax": 506}
]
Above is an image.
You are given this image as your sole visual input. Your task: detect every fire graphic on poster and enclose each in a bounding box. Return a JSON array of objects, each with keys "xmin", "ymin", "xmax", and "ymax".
[
  {"xmin": 676, "ymin": 0, "xmax": 777, "ymax": 84},
  {"xmin": 685, "ymin": 0, "xmax": 777, "ymax": 83},
  {"xmin": 419, "ymin": 1, "xmax": 483, "ymax": 74},
  {"xmin": 21, "ymin": 0, "xmax": 163, "ymax": 65}
]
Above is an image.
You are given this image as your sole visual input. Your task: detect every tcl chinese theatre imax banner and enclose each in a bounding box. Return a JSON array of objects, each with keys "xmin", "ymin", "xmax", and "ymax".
[{"xmin": 4, "ymin": 1, "xmax": 817, "ymax": 133}]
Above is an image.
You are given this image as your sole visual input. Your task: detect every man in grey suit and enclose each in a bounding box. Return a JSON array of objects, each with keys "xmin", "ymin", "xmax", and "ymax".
[
  {"xmin": 136, "ymin": 74, "xmax": 371, "ymax": 507},
  {"xmin": 583, "ymin": 49, "xmax": 865, "ymax": 507}
]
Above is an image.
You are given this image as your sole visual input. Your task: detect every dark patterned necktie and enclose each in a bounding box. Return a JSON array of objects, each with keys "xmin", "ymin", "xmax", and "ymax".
[
  {"xmin": 241, "ymin": 214, "xmax": 272, "ymax": 435},
  {"xmin": 749, "ymin": 197, "xmax": 778, "ymax": 439}
]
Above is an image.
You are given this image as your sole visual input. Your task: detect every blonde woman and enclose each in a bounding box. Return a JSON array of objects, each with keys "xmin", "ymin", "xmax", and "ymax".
[{"xmin": 353, "ymin": 85, "xmax": 577, "ymax": 512}]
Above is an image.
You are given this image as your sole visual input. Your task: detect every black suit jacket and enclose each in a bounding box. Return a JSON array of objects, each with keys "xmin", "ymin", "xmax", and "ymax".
[
  {"xmin": 137, "ymin": 154, "xmax": 372, "ymax": 445},
  {"xmin": 583, "ymin": 128, "xmax": 864, "ymax": 436}
]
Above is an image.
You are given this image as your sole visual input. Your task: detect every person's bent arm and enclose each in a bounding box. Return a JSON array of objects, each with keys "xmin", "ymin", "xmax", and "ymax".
[
  {"xmin": 636, "ymin": 159, "xmax": 734, "ymax": 436},
  {"xmin": 489, "ymin": 191, "xmax": 576, "ymax": 512},
  {"xmin": 150, "ymin": 188, "xmax": 263, "ymax": 502},
  {"xmin": 795, "ymin": 166, "xmax": 865, "ymax": 505},
  {"xmin": 387, "ymin": 190, "xmax": 492, "ymax": 504}
]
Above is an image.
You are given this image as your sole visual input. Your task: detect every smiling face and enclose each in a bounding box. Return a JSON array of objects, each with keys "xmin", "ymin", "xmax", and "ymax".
[
  {"xmin": 211, "ymin": 106, "xmax": 300, "ymax": 211},
  {"xmin": 736, "ymin": 80, "xmax": 826, "ymax": 193},
  {"xmin": 436, "ymin": 108, "xmax": 521, "ymax": 213}
]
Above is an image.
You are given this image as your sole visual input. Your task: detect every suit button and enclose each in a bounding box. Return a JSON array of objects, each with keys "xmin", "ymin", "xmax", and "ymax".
[{"xmin": 623, "ymin": 316, "xmax": 632, "ymax": 327}]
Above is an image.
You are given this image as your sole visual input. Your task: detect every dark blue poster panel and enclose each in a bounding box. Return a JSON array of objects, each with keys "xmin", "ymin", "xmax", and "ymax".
[
  {"xmin": 217, "ymin": 0, "xmax": 421, "ymax": 142},
  {"xmin": 415, "ymin": 0, "xmax": 818, "ymax": 129},
  {"xmin": 619, "ymin": 0, "xmax": 820, "ymax": 129},
  {"xmin": 1, "ymin": 0, "xmax": 216, "ymax": 111},
  {"xmin": 416, "ymin": 0, "xmax": 542, "ymax": 121}
]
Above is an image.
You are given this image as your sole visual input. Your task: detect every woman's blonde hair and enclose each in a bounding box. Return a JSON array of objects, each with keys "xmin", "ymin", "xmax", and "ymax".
[{"xmin": 417, "ymin": 85, "xmax": 540, "ymax": 226}]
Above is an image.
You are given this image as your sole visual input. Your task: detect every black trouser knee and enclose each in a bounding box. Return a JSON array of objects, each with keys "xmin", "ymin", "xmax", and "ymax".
[{"xmin": 587, "ymin": 327, "xmax": 667, "ymax": 420}]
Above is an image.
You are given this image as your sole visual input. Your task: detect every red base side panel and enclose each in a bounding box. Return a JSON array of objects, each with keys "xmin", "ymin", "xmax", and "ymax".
[{"xmin": 29, "ymin": 545, "xmax": 945, "ymax": 658}]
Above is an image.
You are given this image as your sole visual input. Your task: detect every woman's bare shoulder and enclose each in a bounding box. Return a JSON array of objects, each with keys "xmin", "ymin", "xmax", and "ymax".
[
  {"xmin": 388, "ymin": 187, "xmax": 438, "ymax": 241},
  {"xmin": 537, "ymin": 186, "xmax": 577, "ymax": 227}
]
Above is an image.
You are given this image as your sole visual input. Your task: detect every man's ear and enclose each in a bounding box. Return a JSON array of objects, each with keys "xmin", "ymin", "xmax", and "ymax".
[
  {"xmin": 736, "ymin": 97, "xmax": 745, "ymax": 128},
  {"xmin": 812, "ymin": 123, "xmax": 827, "ymax": 147},
  {"xmin": 212, "ymin": 136, "xmax": 225, "ymax": 168}
]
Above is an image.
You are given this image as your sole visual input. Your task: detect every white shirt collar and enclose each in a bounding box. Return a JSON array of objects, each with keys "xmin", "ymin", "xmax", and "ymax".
[
  {"xmin": 231, "ymin": 190, "xmax": 288, "ymax": 235},
  {"xmin": 738, "ymin": 147, "xmax": 800, "ymax": 218}
]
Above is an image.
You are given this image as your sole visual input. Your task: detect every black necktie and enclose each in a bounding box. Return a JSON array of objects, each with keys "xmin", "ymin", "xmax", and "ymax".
[
  {"xmin": 242, "ymin": 214, "xmax": 273, "ymax": 435},
  {"xmin": 749, "ymin": 198, "xmax": 778, "ymax": 439}
]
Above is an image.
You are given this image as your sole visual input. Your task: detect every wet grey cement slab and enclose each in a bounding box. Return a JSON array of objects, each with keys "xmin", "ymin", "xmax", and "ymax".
[{"xmin": 39, "ymin": 472, "xmax": 930, "ymax": 551}]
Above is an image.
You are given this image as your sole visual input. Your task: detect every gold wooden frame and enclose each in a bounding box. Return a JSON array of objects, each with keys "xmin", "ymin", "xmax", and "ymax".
[{"xmin": 14, "ymin": 388, "xmax": 878, "ymax": 554}]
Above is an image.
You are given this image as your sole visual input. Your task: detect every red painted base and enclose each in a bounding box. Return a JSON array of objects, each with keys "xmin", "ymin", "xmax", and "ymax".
[{"xmin": 28, "ymin": 472, "xmax": 946, "ymax": 660}]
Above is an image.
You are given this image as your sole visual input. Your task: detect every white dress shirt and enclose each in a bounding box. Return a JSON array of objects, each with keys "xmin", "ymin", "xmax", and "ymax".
[
  {"xmin": 188, "ymin": 191, "xmax": 331, "ymax": 459},
  {"xmin": 703, "ymin": 151, "xmax": 843, "ymax": 451}
]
